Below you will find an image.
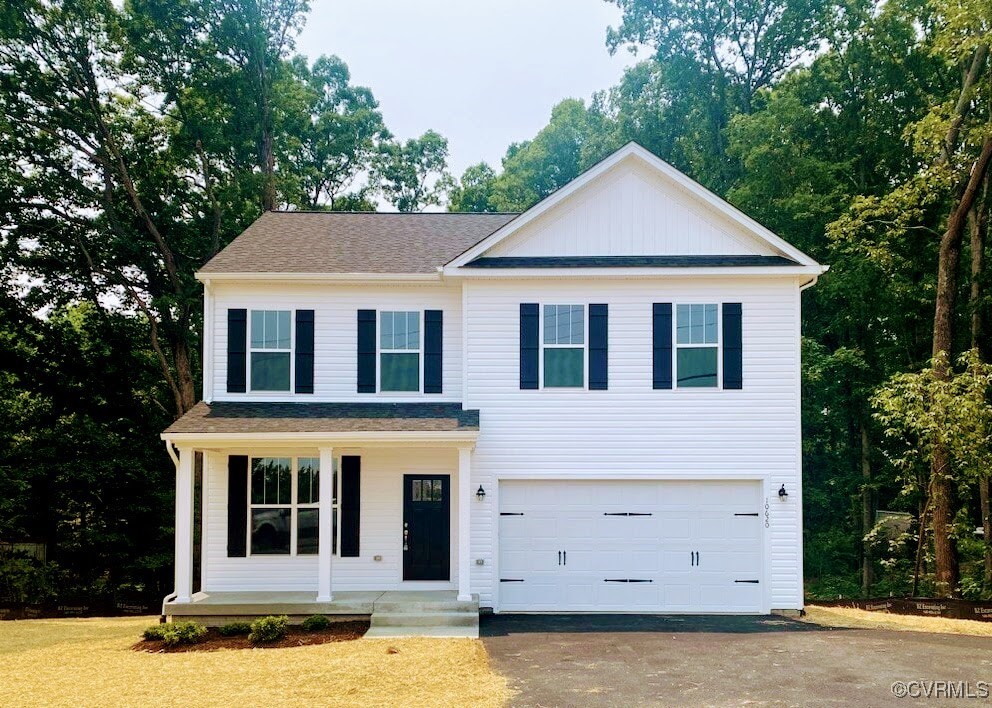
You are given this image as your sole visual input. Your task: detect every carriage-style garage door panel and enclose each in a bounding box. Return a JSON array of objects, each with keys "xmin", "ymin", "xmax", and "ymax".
[{"xmin": 498, "ymin": 480, "xmax": 763, "ymax": 612}]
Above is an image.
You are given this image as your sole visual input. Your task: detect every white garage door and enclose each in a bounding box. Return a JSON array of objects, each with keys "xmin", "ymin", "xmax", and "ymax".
[{"xmin": 498, "ymin": 480, "xmax": 763, "ymax": 613}]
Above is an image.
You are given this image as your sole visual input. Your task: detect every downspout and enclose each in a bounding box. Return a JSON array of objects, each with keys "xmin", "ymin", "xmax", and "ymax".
[{"xmin": 161, "ymin": 439, "xmax": 180, "ymax": 621}]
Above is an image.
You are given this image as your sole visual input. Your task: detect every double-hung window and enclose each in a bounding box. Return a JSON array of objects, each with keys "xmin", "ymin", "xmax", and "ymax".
[
  {"xmin": 380, "ymin": 311, "xmax": 420, "ymax": 392},
  {"xmin": 250, "ymin": 310, "xmax": 292, "ymax": 391},
  {"xmin": 250, "ymin": 456, "xmax": 338, "ymax": 555},
  {"xmin": 543, "ymin": 304, "xmax": 585, "ymax": 388},
  {"xmin": 675, "ymin": 304, "xmax": 719, "ymax": 387}
]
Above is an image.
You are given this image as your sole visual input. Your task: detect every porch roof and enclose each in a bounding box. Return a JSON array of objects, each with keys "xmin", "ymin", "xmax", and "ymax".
[{"xmin": 163, "ymin": 401, "xmax": 480, "ymax": 436}]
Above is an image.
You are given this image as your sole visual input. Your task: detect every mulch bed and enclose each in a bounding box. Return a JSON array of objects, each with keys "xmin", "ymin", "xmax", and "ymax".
[{"xmin": 133, "ymin": 620, "xmax": 370, "ymax": 653}]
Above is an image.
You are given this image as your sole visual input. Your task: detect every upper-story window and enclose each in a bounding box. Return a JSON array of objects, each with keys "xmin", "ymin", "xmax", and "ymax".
[
  {"xmin": 676, "ymin": 304, "xmax": 719, "ymax": 388},
  {"xmin": 250, "ymin": 310, "xmax": 292, "ymax": 391},
  {"xmin": 543, "ymin": 304, "xmax": 585, "ymax": 388},
  {"xmin": 380, "ymin": 311, "xmax": 420, "ymax": 392}
]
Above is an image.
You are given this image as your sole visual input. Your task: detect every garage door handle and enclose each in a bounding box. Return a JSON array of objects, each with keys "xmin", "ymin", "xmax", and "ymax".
[
  {"xmin": 563, "ymin": 551, "xmax": 566, "ymax": 566},
  {"xmin": 558, "ymin": 551, "xmax": 561, "ymax": 566},
  {"xmin": 604, "ymin": 579, "xmax": 654, "ymax": 583},
  {"xmin": 735, "ymin": 579, "xmax": 760, "ymax": 584}
]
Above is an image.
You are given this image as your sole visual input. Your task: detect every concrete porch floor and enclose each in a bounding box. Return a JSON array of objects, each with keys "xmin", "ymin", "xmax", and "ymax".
[{"xmin": 164, "ymin": 590, "xmax": 479, "ymax": 628}]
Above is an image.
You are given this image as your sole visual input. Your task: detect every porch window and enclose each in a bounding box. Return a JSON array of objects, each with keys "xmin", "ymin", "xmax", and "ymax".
[
  {"xmin": 250, "ymin": 310, "xmax": 291, "ymax": 391},
  {"xmin": 250, "ymin": 456, "xmax": 336, "ymax": 555},
  {"xmin": 380, "ymin": 311, "xmax": 420, "ymax": 392},
  {"xmin": 675, "ymin": 304, "xmax": 719, "ymax": 387},
  {"xmin": 542, "ymin": 304, "xmax": 585, "ymax": 388}
]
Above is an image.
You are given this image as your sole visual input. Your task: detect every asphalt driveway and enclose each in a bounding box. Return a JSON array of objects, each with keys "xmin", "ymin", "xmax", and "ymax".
[{"xmin": 481, "ymin": 614, "xmax": 992, "ymax": 707}]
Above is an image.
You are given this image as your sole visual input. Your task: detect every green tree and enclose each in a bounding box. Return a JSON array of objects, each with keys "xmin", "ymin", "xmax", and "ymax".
[{"xmin": 378, "ymin": 130, "xmax": 453, "ymax": 212}]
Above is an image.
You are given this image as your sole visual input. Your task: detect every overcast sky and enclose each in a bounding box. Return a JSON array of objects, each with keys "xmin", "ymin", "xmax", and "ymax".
[{"xmin": 295, "ymin": 0, "xmax": 640, "ymax": 178}]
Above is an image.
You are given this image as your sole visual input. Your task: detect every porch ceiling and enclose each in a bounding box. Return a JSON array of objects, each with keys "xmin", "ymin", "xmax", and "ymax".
[{"xmin": 163, "ymin": 401, "xmax": 480, "ymax": 437}]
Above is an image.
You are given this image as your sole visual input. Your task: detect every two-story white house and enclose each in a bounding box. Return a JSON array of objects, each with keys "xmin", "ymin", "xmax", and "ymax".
[{"xmin": 161, "ymin": 143, "xmax": 825, "ymax": 635}]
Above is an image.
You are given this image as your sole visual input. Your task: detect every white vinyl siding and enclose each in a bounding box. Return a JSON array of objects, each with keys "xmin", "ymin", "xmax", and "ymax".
[
  {"xmin": 463, "ymin": 276, "xmax": 803, "ymax": 610},
  {"xmin": 210, "ymin": 284, "xmax": 462, "ymax": 403},
  {"xmin": 202, "ymin": 448, "xmax": 461, "ymax": 592}
]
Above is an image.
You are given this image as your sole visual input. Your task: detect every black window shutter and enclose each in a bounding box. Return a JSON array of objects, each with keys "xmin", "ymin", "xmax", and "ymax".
[
  {"xmin": 227, "ymin": 455, "xmax": 248, "ymax": 557},
  {"xmin": 424, "ymin": 310, "xmax": 443, "ymax": 394},
  {"xmin": 520, "ymin": 303, "xmax": 539, "ymax": 389},
  {"xmin": 588, "ymin": 304, "xmax": 608, "ymax": 390},
  {"xmin": 723, "ymin": 303, "xmax": 743, "ymax": 389},
  {"xmin": 295, "ymin": 310, "xmax": 315, "ymax": 394},
  {"xmin": 227, "ymin": 309, "xmax": 247, "ymax": 393},
  {"xmin": 357, "ymin": 310, "xmax": 376, "ymax": 393},
  {"xmin": 340, "ymin": 456, "xmax": 361, "ymax": 557},
  {"xmin": 652, "ymin": 303, "xmax": 673, "ymax": 389}
]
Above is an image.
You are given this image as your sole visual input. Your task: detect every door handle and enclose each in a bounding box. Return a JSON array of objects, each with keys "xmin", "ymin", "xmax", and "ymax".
[
  {"xmin": 403, "ymin": 527, "xmax": 409, "ymax": 552},
  {"xmin": 558, "ymin": 551, "xmax": 561, "ymax": 566},
  {"xmin": 563, "ymin": 551, "xmax": 566, "ymax": 566}
]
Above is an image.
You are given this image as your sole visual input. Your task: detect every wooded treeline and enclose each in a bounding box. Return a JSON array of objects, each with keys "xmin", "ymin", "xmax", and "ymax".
[{"xmin": 1, "ymin": 0, "xmax": 990, "ymax": 605}]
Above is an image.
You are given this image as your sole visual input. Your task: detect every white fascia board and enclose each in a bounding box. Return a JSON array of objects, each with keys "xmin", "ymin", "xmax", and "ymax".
[
  {"xmin": 443, "ymin": 265, "xmax": 829, "ymax": 279},
  {"xmin": 160, "ymin": 430, "xmax": 479, "ymax": 447},
  {"xmin": 194, "ymin": 271, "xmax": 442, "ymax": 284},
  {"xmin": 444, "ymin": 142, "xmax": 822, "ymax": 269}
]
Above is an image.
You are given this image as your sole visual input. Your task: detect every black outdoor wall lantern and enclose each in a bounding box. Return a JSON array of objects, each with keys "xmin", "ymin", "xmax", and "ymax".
[
  {"xmin": 778, "ymin": 484, "xmax": 788, "ymax": 500},
  {"xmin": 476, "ymin": 485, "xmax": 486, "ymax": 501}
]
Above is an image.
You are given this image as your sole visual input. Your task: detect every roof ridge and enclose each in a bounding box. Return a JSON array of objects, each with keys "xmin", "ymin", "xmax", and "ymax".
[{"xmin": 265, "ymin": 210, "xmax": 522, "ymax": 215}]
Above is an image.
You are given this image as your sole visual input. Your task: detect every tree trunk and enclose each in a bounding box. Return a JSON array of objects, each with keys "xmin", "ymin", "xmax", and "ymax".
[
  {"xmin": 929, "ymin": 135, "xmax": 992, "ymax": 598},
  {"xmin": 861, "ymin": 423, "xmax": 874, "ymax": 594},
  {"xmin": 970, "ymin": 177, "xmax": 992, "ymax": 586}
]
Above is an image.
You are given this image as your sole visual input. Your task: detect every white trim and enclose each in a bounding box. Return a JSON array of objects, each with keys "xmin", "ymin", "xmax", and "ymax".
[
  {"xmin": 673, "ymin": 302, "xmax": 722, "ymax": 390},
  {"xmin": 317, "ymin": 447, "xmax": 334, "ymax": 601},
  {"xmin": 445, "ymin": 143, "xmax": 822, "ymax": 269},
  {"xmin": 377, "ymin": 309, "xmax": 423, "ymax": 394},
  {"xmin": 162, "ymin": 431, "xmax": 479, "ymax": 445},
  {"xmin": 174, "ymin": 445, "xmax": 194, "ymax": 603},
  {"xmin": 445, "ymin": 265, "xmax": 827, "ymax": 278},
  {"xmin": 196, "ymin": 272, "xmax": 442, "ymax": 284},
  {"xmin": 202, "ymin": 281, "xmax": 214, "ymax": 403},
  {"xmin": 247, "ymin": 309, "xmax": 294, "ymax": 394},
  {"xmin": 539, "ymin": 303, "xmax": 588, "ymax": 390},
  {"xmin": 457, "ymin": 448, "xmax": 472, "ymax": 602}
]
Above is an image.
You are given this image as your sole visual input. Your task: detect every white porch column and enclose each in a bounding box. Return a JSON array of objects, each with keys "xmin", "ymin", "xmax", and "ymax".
[
  {"xmin": 174, "ymin": 445, "xmax": 194, "ymax": 603},
  {"xmin": 317, "ymin": 447, "xmax": 334, "ymax": 602},
  {"xmin": 457, "ymin": 447, "xmax": 473, "ymax": 602}
]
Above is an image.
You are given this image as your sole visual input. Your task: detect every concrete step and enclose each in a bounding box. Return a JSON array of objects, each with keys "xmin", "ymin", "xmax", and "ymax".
[
  {"xmin": 364, "ymin": 625, "xmax": 479, "ymax": 639},
  {"xmin": 371, "ymin": 611, "xmax": 479, "ymax": 628},
  {"xmin": 372, "ymin": 600, "xmax": 478, "ymax": 613}
]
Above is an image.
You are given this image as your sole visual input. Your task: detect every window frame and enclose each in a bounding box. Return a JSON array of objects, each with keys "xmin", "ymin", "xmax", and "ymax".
[
  {"xmin": 673, "ymin": 302, "xmax": 722, "ymax": 390},
  {"xmin": 246, "ymin": 455, "xmax": 340, "ymax": 558},
  {"xmin": 539, "ymin": 303, "xmax": 588, "ymax": 390},
  {"xmin": 376, "ymin": 309, "xmax": 424, "ymax": 394},
  {"xmin": 247, "ymin": 309, "xmax": 294, "ymax": 394}
]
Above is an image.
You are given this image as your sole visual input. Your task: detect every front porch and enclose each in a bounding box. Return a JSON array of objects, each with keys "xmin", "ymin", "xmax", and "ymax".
[
  {"xmin": 161, "ymin": 402, "xmax": 482, "ymax": 636},
  {"xmin": 164, "ymin": 589, "xmax": 480, "ymax": 636}
]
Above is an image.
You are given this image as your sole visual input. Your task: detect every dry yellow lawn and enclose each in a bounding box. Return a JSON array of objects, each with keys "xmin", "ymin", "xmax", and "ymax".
[
  {"xmin": 0, "ymin": 617, "xmax": 510, "ymax": 708},
  {"xmin": 804, "ymin": 605, "xmax": 992, "ymax": 637}
]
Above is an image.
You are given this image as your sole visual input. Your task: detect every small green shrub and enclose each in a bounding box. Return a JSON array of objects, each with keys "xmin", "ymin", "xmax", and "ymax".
[
  {"xmin": 161, "ymin": 621, "xmax": 208, "ymax": 646},
  {"xmin": 249, "ymin": 615, "xmax": 289, "ymax": 644},
  {"xmin": 301, "ymin": 614, "xmax": 332, "ymax": 632},
  {"xmin": 142, "ymin": 623, "xmax": 169, "ymax": 641},
  {"xmin": 217, "ymin": 621, "xmax": 252, "ymax": 637}
]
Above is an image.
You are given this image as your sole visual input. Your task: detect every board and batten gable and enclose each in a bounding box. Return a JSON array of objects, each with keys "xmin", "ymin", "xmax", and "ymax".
[
  {"xmin": 484, "ymin": 158, "xmax": 777, "ymax": 258},
  {"xmin": 205, "ymin": 282, "xmax": 462, "ymax": 402}
]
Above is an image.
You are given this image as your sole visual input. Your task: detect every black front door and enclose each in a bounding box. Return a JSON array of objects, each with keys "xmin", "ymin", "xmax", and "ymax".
[{"xmin": 403, "ymin": 475, "xmax": 450, "ymax": 581}]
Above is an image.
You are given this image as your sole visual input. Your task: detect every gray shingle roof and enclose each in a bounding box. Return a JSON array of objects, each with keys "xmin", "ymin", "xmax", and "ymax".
[
  {"xmin": 199, "ymin": 211, "xmax": 518, "ymax": 274},
  {"xmin": 464, "ymin": 255, "xmax": 800, "ymax": 268},
  {"xmin": 164, "ymin": 402, "xmax": 480, "ymax": 435}
]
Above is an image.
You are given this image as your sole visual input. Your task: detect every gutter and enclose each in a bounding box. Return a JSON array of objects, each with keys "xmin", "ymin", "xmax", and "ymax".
[{"xmin": 161, "ymin": 440, "xmax": 180, "ymax": 621}]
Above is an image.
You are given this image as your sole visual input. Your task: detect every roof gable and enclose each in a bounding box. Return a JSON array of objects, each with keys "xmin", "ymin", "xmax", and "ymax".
[{"xmin": 446, "ymin": 143, "xmax": 821, "ymax": 270}]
